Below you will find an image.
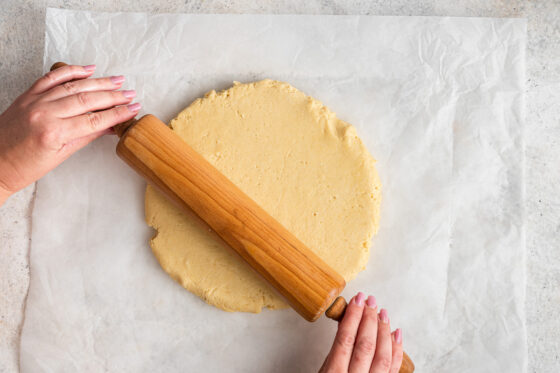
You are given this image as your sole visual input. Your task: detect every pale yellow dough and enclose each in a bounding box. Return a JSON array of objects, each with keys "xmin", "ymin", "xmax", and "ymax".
[{"xmin": 145, "ymin": 80, "xmax": 381, "ymax": 313}]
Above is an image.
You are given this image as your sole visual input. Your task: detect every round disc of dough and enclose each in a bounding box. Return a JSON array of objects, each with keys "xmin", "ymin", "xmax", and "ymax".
[{"xmin": 145, "ymin": 80, "xmax": 381, "ymax": 313}]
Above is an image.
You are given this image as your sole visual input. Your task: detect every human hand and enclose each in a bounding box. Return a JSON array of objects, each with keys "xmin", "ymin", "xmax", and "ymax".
[
  {"xmin": 319, "ymin": 293, "xmax": 403, "ymax": 373},
  {"xmin": 0, "ymin": 64, "xmax": 141, "ymax": 205}
]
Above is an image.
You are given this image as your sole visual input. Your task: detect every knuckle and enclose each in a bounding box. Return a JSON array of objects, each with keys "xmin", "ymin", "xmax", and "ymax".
[
  {"xmin": 113, "ymin": 91, "xmax": 125, "ymax": 102},
  {"xmin": 76, "ymin": 92, "xmax": 89, "ymax": 106},
  {"xmin": 355, "ymin": 339, "xmax": 376, "ymax": 355},
  {"xmin": 377, "ymin": 356, "xmax": 393, "ymax": 370},
  {"xmin": 26, "ymin": 105, "xmax": 44, "ymax": 124},
  {"xmin": 113, "ymin": 107, "xmax": 125, "ymax": 121},
  {"xmin": 116, "ymin": 105, "xmax": 131, "ymax": 118},
  {"xmin": 335, "ymin": 331, "xmax": 356, "ymax": 350},
  {"xmin": 14, "ymin": 97, "xmax": 27, "ymax": 112},
  {"xmin": 87, "ymin": 112, "xmax": 102, "ymax": 130},
  {"xmin": 43, "ymin": 70, "xmax": 57, "ymax": 84},
  {"xmin": 71, "ymin": 65, "xmax": 82, "ymax": 74},
  {"xmin": 61, "ymin": 81, "xmax": 78, "ymax": 94},
  {"xmin": 38, "ymin": 126, "xmax": 62, "ymax": 148}
]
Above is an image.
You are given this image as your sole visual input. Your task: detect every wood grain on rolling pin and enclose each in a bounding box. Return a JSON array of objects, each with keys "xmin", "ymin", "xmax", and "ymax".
[{"xmin": 116, "ymin": 115, "xmax": 346, "ymax": 322}]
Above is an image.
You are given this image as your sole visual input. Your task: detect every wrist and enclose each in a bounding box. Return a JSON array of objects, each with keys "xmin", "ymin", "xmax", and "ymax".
[{"xmin": 0, "ymin": 181, "xmax": 13, "ymax": 206}]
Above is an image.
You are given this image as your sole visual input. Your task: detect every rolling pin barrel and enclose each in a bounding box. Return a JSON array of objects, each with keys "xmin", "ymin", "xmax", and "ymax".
[{"xmin": 116, "ymin": 114, "xmax": 346, "ymax": 322}]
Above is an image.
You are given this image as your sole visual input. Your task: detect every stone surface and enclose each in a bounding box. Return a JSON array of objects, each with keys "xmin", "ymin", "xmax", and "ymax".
[{"xmin": 0, "ymin": 1, "xmax": 558, "ymax": 372}]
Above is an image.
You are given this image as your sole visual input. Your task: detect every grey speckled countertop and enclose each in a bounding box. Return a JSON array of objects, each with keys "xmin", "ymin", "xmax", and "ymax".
[{"xmin": 1, "ymin": 1, "xmax": 559, "ymax": 372}]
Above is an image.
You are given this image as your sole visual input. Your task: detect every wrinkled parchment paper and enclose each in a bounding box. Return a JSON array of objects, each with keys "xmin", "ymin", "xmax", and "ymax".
[{"xmin": 21, "ymin": 8, "xmax": 527, "ymax": 372}]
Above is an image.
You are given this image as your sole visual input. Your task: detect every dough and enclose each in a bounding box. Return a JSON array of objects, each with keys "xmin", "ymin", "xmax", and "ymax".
[{"xmin": 145, "ymin": 80, "xmax": 381, "ymax": 313}]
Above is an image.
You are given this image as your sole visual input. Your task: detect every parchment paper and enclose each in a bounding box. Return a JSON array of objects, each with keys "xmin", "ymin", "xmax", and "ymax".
[{"xmin": 21, "ymin": 8, "xmax": 527, "ymax": 372}]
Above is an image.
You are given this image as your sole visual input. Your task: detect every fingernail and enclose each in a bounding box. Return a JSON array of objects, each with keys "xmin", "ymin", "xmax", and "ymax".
[
  {"xmin": 366, "ymin": 295, "xmax": 377, "ymax": 308},
  {"xmin": 83, "ymin": 64, "xmax": 96, "ymax": 72},
  {"xmin": 127, "ymin": 103, "xmax": 141, "ymax": 112},
  {"xmin": 110, "ymin": 75, "xmax": 125, "ymax": 85},
  {"xmin": 354, "ymin": 292, "xmax": 365, "ymax": 306},
  {"xmin": 395, "ymin": 328, "xmax": 402, "ymax": 344},
  {"xmin": 379, "ymin": 308, "xmax": 389, "ymax": 324},
  {"xmin": 122, "ymin": 90, "xmax": 136, "ymax": 99}
]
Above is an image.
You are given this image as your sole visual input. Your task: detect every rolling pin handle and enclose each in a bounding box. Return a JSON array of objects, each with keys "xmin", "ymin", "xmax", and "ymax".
[
  {"xmin": 50, "ymin": 61, "xmax": 68, "ymax": 71},
  {"xmin": 112, "ymin": 118, "xmax": 137, "ymax": 137},
  {"xmin": 325, "ymin": 296, "xmax": 415, "ymax": 373},
  {"xmin": 325, "ymin": 296, "xmax": 347, "ymax": 321}
]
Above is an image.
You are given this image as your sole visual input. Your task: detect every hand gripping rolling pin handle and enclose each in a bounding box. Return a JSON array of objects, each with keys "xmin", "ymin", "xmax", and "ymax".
[
  {"xmin": 49, "ymin": 61, "xmax": 137, "ymax": 137},
  {"xmin": 327, "ymin": 297, "xmax": 415, "ymax": 373},
  {"xmin": 50, "ymin": 62, "xmax": 414, "ymax": 373}
]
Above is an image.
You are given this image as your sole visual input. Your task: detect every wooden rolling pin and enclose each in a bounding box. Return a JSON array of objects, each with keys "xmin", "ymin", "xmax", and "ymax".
[{"xmin": 51, "ymin": 62, "xmax": 414, "ymax": 372}]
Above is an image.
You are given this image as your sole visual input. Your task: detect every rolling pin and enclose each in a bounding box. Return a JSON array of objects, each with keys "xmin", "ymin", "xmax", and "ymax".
[{"xmin": 51, "ymin": 62, "xmax": 414, "ymax": 372}]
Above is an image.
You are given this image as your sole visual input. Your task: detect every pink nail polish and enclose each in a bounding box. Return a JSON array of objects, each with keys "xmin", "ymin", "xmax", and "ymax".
[
  {"xmin": 366, "ymin": 295, "xmax": 377, "ymax": 308},
  {"xmin": 122, "ymin": 90, "xmax": 136, "ymax": 99},
  {"xmin": 395, "ymin": 328, "xmax": 402, "ymax": 344},
  {"xmin": 127, "ymin": 103, "xmax": 141, "ymax": 112},
  {"xmin": 110, "ymin": 75, "xmax": 125, "ymax": 85},
  {"xmin": 354, "ymin": 292, "xmax": 365, "ymax": 306},
  {"xmin": 379, "ymin": 308, "xmax": 389, "ymax": 324},
  {"xmin": 83, "ymin": 65, "xmax": 96, "ymax": 72}
]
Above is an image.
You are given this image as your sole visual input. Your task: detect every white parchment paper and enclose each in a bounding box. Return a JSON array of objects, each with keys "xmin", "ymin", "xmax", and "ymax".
[{"xmin": 21, "ymin": 8, "xmax": 527, "ymax": 372}]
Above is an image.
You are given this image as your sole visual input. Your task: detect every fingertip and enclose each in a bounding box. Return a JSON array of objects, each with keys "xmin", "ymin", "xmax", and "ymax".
[
  {"xmin": 110, "ymin": 75, "xmax": 125, "ymax": 85},
  {"xmin": 127, "ymin": 102, "xmax": 141, "ymax": 113},
  {"xmin": 122, "ymin": 90, "xmax": 136, "ymax": 99},
  {"xmin": 361, "ymin": 295, "xmax": 379, "ymax": 323},
  {"xmin": 394, "ymin": 328, "xmax": 402, "ymax": 344},
  {"xmin": 340, "ymin": 294, "xmax": 366, "ymax": 324},
  {"xmin": 353, "ymin": 292, "xmax": 365, "ymax": 306},
  {"xmin": 366, "ymin": 295, "xmax": 377, "ymax": 309},
  {"xmin": 112, "ymin": 103, "xmax": 138, "ymax": 124},
  {"xmin": 379, "ymin": 308, "xmax": 389, "ymax": 324},
  {"xmin": 83, "ymin": 64, "xmax": 96, "ymax": 72}
]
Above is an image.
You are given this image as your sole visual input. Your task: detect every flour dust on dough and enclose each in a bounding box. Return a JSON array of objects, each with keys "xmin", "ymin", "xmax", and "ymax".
[{"xmin": 145, "ymin": 80, "xmax": 381, "ymax": 313}]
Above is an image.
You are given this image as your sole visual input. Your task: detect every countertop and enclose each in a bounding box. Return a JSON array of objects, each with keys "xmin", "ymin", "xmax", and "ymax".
[{"xmin": 1, "ymin": 1, "xmax": 558, "ymax": 372}]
